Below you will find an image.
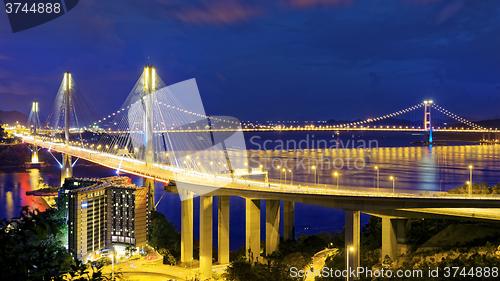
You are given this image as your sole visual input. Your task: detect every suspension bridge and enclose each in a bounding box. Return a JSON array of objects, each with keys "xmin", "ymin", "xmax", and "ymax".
[{"xmin": 10, "ymin": 65, "xmax": 500, "ymax": 279}]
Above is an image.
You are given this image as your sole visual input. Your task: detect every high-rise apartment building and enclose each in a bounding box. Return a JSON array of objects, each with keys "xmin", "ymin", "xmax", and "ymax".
[{"xmin": 67, "ymin": 176, "xmax": 149, "ymax": 259}]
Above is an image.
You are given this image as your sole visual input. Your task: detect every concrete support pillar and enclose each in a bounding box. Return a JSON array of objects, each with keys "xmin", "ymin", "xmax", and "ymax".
[
  {"xmin": 266, "ymin": 200, "xmax": 280, "ymax": 256},
  {"xmin": 61, "ymin": 154, "xmax": 72, "ymax": 186},
  {"xmin": 396, "ymin": 219, "xmax": 411, "ymax": 256},
  {"xmin": 31, "ymin": 145, "xmax": 39, "ymax": 164},
  {"xmin": 283, "ymin": 201, "xmax": 295, "ymax": 241},
  {"xmin": 144, "ymin": 178, "xmax": 155, "ymax": 212},
  {"xmin": 246, "ymin": 199, "xmax": 260, "ymax": 263},
  {"xmin": 180, "ymin": 192, "xmax": 193, "ymax": 263},
  {"xmin": 395, "ymin": 219, "xmax": 410, "ymax": 244},
  {"xmin": 382, "ymin": 217, "xmax": 397, "ymax": 261},
  {"xmin": 199, "ymin": 196, "xmax": 213, "ymax": 277},
  {"xmin": 218, "ymin": 196, "xmax": 230, "ymax": 264},
  {"xmin": 345, "ymin": 211, "xmax": 360, "ymax": 281}
]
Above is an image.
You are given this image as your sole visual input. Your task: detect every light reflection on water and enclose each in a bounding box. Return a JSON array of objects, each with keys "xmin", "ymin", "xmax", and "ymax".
[
  {"xmin": 0, "ymin": 169, "xmax": 50, "ymax": 219},
  {"xmin": 251, "ymin": 144, "xmax": 500, "ymax": 193},
  {"xmin": 1, "ymin": 142, "xmax": 500, "ymax": 251}
]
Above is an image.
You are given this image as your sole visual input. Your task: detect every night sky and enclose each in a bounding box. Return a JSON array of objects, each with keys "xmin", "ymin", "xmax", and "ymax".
[{"xmin": 1, "ymin": 0, "xmax": 500, "ymax": 122}]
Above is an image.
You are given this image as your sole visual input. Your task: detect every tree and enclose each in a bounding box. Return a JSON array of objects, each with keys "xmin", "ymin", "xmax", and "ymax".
[
  {"xmin": 382, "ymin": 255, "xmax": 393, "ymax": 270},
  {"xmin": 158, "ymin": 248, "xmax": 176, "ymax": 265},
  {"xmin": 148, "ymin": 211, "xmax": 181, "ymax": 259},
  {"xmin": 125, "ymin": 245, "xmax": 137, "ymax": 257},
  {"xmin": 0, "ymin": 206, "xmax": 73, "ymax": 280},
  {"xmin": 68, "ymin": 257, "xmax": 117, "ymax": 281}
]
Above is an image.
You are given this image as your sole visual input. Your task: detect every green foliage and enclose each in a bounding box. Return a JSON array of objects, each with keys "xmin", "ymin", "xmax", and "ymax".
[
  {"xmin": 158, "ymin": 248, "xmax": 177, "ymax": 265},
  {"xmin": 67, "ymin": 257, "xmax": 116, "ymax": 281},
  {"xmin": 409, "ymin": 219, "xmax": 460, "ymax": 248},
  {"xmin": 448, "ymin": 181, "xmax": 500, "ymax": 195},
  {"xmin": 94, "ymin": 257, "xmax": 112, "ymax": 266},
  {"xmin": 315, "ymin": 250, "xmax": 345, "ymax": 281},
  {"xmin": 361, "ymin": 216, "xmax": 382, "ymax": 251},
  {"xmin": 223, "ymin": 257, "xmax": 294, "ymax": 281},
  {"xmin": 382, "ymin": 255, "xmax": 393, "ymax": 270},
  {"xmin": 0, "ymin": 206, "xmax": 117, "ymax": 280},
  {"xmin": 0, "ymin": 206, "xmax": 73, "ymax": 280},
  {"xmin": 282, "ymin": 252, "xmax": 308, "ymax": 271},
  {"xmin": 148, "ymin": 211, "xmax": 182, "ymax": 260},
  {"xmin": 0, "ymin": 144, "xmax": 28, "ymax": 166},
  {"xmin": 125, "ymin": 245, "xmax": 137, "ymax": 257}
]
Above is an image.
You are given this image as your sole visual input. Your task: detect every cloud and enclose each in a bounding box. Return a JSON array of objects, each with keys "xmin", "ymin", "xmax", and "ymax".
[
  {"xmin": 285, "ymin": 0, "xmax": 353, "ymax": 8},
  {"xmin": 406, "ymin": 0, "xmax": 444, "ymax": 4},
  {"xmin": 173, "ymin": 0, "xmax": 264, "ymax": 25},
  {"xmin": 436, "ymin": 0, "xmax": 465, "ymax": 24}
]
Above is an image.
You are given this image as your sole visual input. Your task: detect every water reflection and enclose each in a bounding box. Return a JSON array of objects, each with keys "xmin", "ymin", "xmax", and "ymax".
[
  {"xmin": 249, "ymin": 144, "xmax": 500, "ymax": 193},
  {"xmin": 0, "ymin": 169, "xmax": 49, "ymax": 220},
  {"xmin": 6, "ymin": 191, "xmax": 13, "ymax": 219}
]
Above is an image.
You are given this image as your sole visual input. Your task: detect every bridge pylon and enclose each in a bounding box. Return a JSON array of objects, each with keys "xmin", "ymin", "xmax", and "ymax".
[
  {"xmin": 142, "ymin": 64, "xmax": 155, "ymax": 211},
  {"xmin": 29, "ymin": 101, "xmax": 40, "ymax": 164},
  {"xmin": 61, "ymin": 72, "xmax": 73, "ymax": 186},
  {"xmin": 424, "ymin": 100, "xmax": 433, "ymax": 143}
]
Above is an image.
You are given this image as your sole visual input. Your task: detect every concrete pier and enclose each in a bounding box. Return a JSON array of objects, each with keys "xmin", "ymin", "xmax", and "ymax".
[
  {"xmin": 283, "ymin": 201, "xmax": 295, "ymax": 241},
  {"xmin": 61, "ymin": 154, "xmax": 72, "ymax": 186},
  {"xmin": 345, "ymin": 211, "xmax": 360, "ymax": 281},
  {"xmin": 180, "ymin": 193, "xmax": 193, "ymax": 263},
  {"xmin": 246, "ymin": 199, "xmax": 261, "ymax": 263},
  {"xmin": 382, "ymin": 217, "xmax": 411, "ymax": 260},
  {"xmin": 266, "ymin": 200, "xmax": 280, "ymax": 256},
  {"xmin": 199, "ymin": 196, "xmax": 213, "ymax": 277},
  {"xmin": 382, "ymin": 216, "xmax": 397, "ymax": 261},
  {"xmin": 218, "ymin": 195, "xmax": 230, "ymax": 264}
]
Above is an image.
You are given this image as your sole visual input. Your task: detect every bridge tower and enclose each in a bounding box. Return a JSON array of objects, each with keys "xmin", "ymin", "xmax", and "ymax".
[
  {"xmin": 424, "ymin": 100, "xmax": 433, "ymax": 143},
  {"xmin": 143, "ymin": 64, "xmax": 156, "ymax": 211},
  {"xmin": 30, "ymin": 101, "xmax": 40, "ymax": 164},
  {"xmin": 61, "ymin": 71, "xmax": 73, "ymax": 186}
]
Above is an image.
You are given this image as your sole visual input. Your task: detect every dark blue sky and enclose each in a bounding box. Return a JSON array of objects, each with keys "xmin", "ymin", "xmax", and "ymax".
[{"xmin": 1, "ymin": 0, "xmax": 500, "ymax": 122}]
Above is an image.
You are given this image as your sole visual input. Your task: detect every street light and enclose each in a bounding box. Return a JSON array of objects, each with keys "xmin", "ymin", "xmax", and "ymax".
[
  {"xmin": 390, "ymin": 176, "xmax": 395, "ymax": 194},
  {"xmin": 346, "ymin": 246, "xmax": 354, "ymax": 279},
  {"xmin": 289, "ymin": 169, "xmax": 293, "ymax": 186},
  {"xmin": 375, "ymin": 166, "xmax": 379, "ymax": 192},
  {"xmin": 278, "ymin": 165, "xmax": 281, "ymax": 186},
  {"xmin": 283, "ymin": 168, "xmax": 286, "ymax": 186},
  {"xmin": 333, "ymin": 171, "xmax": 339, "ymax": 190},
  {"xmin": 312, "ymin": 166, "xmax": 317, "ymax": 188},
  {"xmin": 469, "ymin": 165, "xmax": 473, "ymax": 196}
]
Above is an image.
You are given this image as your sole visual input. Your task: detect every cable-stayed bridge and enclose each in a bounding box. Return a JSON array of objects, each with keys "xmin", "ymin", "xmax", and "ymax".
[{"xmin": 13, "ymin": 66, "xmax": 500, "ymax": 279}]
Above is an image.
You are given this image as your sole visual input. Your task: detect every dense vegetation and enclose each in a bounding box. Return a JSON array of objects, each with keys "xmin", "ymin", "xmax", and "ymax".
[
  {"xmin": 222, "ymin": 215, "xmax": 500, "ymax": 281},
  {"xmin": 448, "ymin": 181, "xmax": 500, "ymax": 195},
  {"xmin": 0, "ymin": 144, "xmax": 28, "ymax": 166},
  {"xmin": 148, "ymin": 210, "xmax": 188, "ymax": 264},
  {"xmin": 0, "ymin": 202, "xmax": 113, "ymax": 280},
  {"xmin": 224, "ymin": 225, "xmax": 349, "ymax": 281}
]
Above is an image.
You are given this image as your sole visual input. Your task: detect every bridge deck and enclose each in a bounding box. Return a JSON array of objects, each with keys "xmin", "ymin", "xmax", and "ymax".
[{"xmin": 21, "ymin": 136, "xmax": 500, "ymax": 210}]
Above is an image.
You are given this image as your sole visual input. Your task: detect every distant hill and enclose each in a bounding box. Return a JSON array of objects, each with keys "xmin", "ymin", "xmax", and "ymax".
[{"xmin": 0, "ymin": 110, "xmax": 29, "ymax": 126}]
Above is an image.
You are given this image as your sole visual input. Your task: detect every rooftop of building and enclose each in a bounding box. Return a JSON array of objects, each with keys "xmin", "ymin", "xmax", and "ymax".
[{"xmin": 68, "ymin": 176, "xmax": 141, "ymax": 194}]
